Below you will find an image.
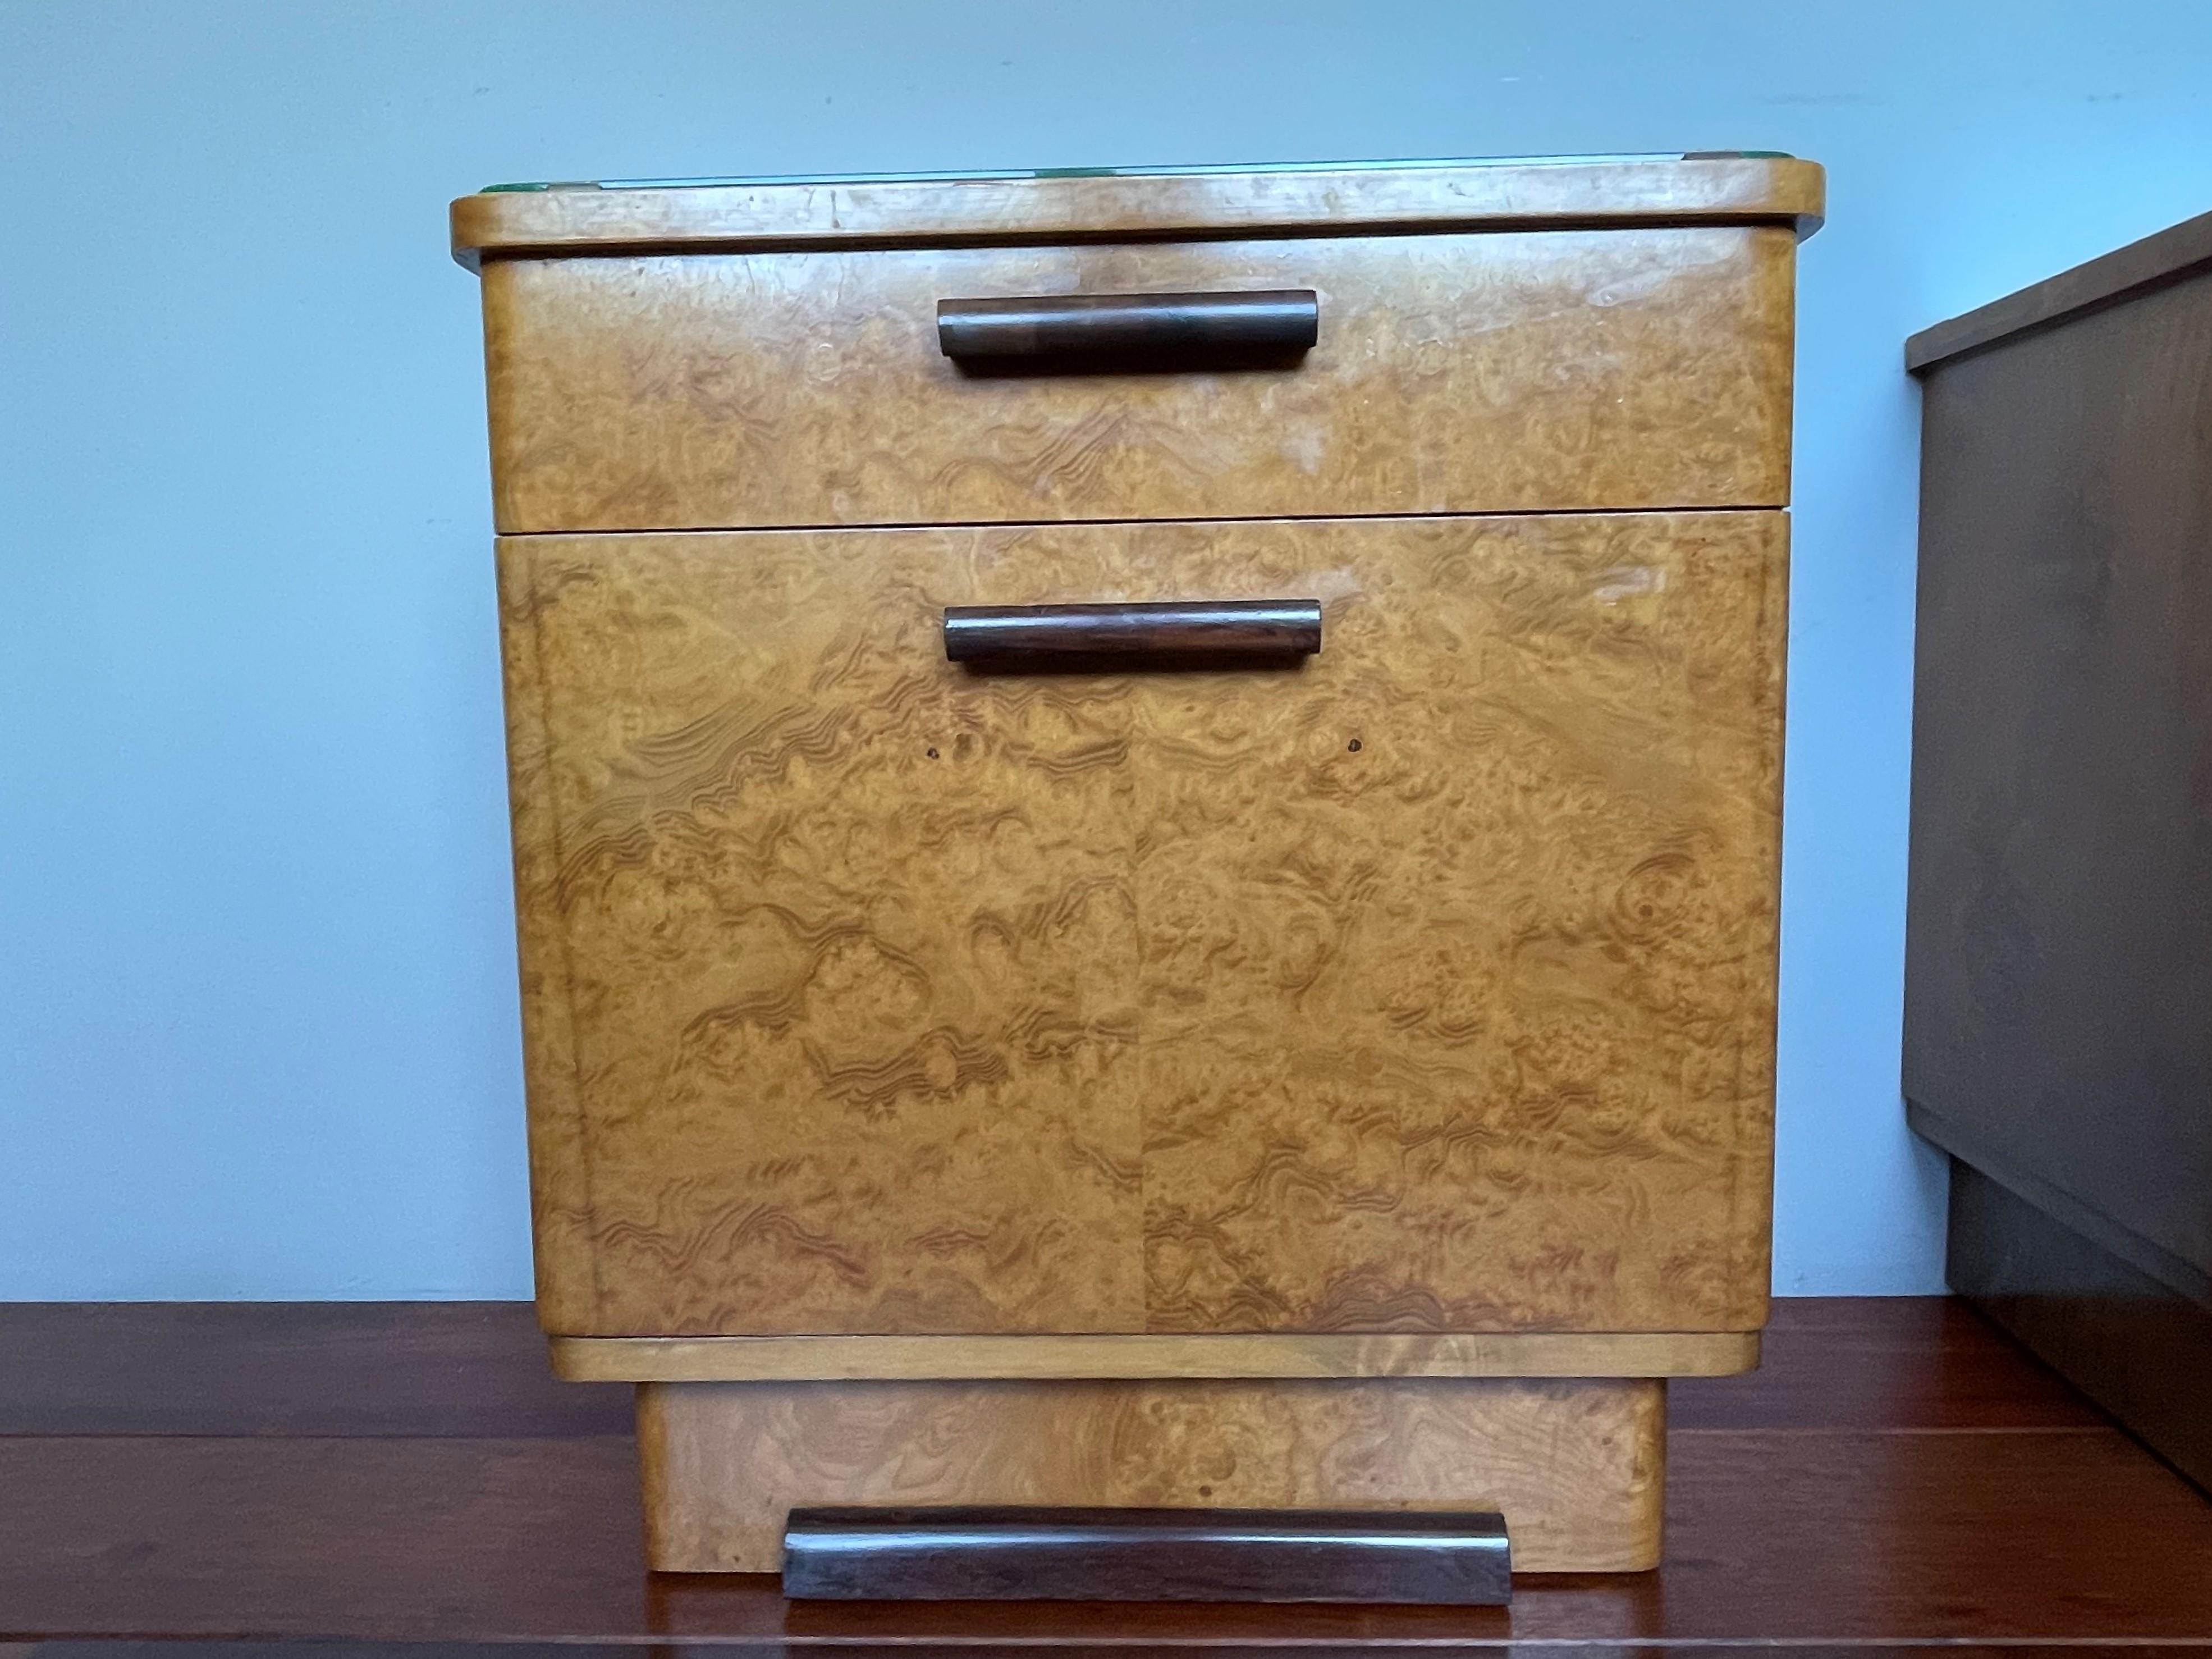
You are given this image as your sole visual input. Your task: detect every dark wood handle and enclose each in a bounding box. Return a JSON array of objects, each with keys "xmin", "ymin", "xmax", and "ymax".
[
  {"xmin": 937, "ymin": 290, "xmax": 1318, "ymax": 360},
  {"xmin": 784, "ymin": 1505, "xmax": 1511, "ymax": 1603},
  {"xmin": 944, "ymin": 600, "xmax": 1322, "ymax": 664}
]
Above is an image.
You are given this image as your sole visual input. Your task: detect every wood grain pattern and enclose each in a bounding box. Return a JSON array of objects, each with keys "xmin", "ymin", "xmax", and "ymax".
[
  {"xmin": 635, "ymin": 1375, "xmax": 1665, "ymax": 1574},
  {"xmin": 1125, "ymin": 515, "xmax": 1785, "ymax": 1335},
  {"xmin": 502, "ymin": 525, "xmax": 1148, "ymax": 1338},
  {"xmin": 550, "ymin": 1329, "xmax": 1758, "ymax": 1382},
  {"xmin": 500, "ymin": 511, "xmax": 1786, "ymax": 1337},
  {"xmin": 496, "ymin": 545, "xmax": 603, "ymax": 1332},
  {"xmin": 450, "ymin": 156, "xmax": 1825, "ymax": 268},
  {"xmin": 479, "ymin": 227, "xmax": 1797, "ymax": 532}
]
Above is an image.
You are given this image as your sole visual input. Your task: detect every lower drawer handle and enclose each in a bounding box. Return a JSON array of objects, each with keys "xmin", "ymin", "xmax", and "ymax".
[
  {"xmin": 937, "ymin": 291, "xmax": 1318, "ymax": 362},
  {"xmin": 944, "ymin": 600, "xmax": 1322, "ymax": 664}
]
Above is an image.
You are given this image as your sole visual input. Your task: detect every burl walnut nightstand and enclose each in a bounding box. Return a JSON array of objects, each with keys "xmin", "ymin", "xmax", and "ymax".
[{"xmin": 451, "ymin": 153, "xmax": 1821, "ymax": 1584}]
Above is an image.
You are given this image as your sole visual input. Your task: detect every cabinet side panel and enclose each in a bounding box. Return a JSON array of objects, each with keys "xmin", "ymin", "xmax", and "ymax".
[
  {"xmin": 1714, "ymin": 513, "xmax": 1785, "ymax": 1327},
  {"xmin": 496, "ymin": 539, "xmax": 601, "ymax": 1331},
  {"xmin": 1904, "ymin": 268, "xmax": 2212, "ymax": 1288}
]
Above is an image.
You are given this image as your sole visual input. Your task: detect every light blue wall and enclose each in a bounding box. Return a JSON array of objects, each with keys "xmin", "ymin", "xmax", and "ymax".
[{"xmin": 4, "ymin": 2, "xmax": 2209, "ymax": 1299}]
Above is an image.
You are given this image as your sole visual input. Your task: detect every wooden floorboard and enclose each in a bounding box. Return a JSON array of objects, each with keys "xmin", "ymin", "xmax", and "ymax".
[
  {"xmin": 0, "ymin": 1297, "xmax": 2207, "ymax": 1647},
  {"xmin": 1671, "ymin": 1293, "xmax": 2107, "ymax": 1430},
  {"xmin": 0, "ymin": 1302, "xmax": 628, "ymax": 1439}
]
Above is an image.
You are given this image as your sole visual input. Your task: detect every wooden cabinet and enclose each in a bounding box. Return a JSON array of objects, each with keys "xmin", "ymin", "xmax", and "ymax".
[
  {"xmin": 456, "ymin": 155, "xmax": 1821, "ymax": 1574},
  {"xmin": 1905, "ymin": 208, "xmax": 2212, "ymax": 1493}
]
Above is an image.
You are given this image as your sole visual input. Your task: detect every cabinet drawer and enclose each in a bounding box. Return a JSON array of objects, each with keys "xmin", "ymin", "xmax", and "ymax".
[
  {"xmin": 501, "ymin": 513, "xmax": 1786, "ymax": 1337},
  {"xmin": 482, "ymin": 228, "xmax": 1796, "ymax": 532}
]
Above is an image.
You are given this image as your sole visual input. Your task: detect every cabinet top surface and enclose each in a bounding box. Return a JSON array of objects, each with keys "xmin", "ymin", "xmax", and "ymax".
[
  {"xmin": 1906, "ymin": 203, "xmax": 2212, "ymax": 373},
  {"xmin": 451, "ymin": 153, "xmax": 1824, "ymax": 268}
]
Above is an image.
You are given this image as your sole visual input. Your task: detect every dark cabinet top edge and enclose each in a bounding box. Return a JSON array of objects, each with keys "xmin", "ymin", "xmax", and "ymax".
[{"xmin": 1907, "ymin": 205, "xmax": 2212, "ymax": 376}]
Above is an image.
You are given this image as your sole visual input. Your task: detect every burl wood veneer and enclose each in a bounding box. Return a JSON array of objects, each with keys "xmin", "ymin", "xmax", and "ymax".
[
  {"xmin": 450, "ymin": 153, "xmax": 1824, "ymax": 265},
  {"xmin": 549, "ymin": 1328, "xmax": 1759, "ymax": 1382},
  {"xmin": 455, "ymin": 156, "xmax": 1820, "ymax": 1575},
  {"xmin": 638, "ymin": 1376, "xmax": 1665, "ymax": 1574},
  {"xmin": 498, "ymin": 513, "xmax": 1785, "ymax": 1340},
  {"xmin": 480, "ymin": 227, "xmax": 1797, "ymax": 532}
]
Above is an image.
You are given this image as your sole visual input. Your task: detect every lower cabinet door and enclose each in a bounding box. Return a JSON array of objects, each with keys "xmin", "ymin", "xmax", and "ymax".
[{"xmin": 499, "ymin": 511, "xmax": 1787, "ymax": 1337}]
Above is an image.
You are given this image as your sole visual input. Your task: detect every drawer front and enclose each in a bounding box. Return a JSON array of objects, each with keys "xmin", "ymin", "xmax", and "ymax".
[
  {"xmin": 483, "ymin": 228, "xmax": 1796, "ymax": 533},
  {"xmin": 501, "ymin": 513, "xmax": 1786, "ymax": 1336}
]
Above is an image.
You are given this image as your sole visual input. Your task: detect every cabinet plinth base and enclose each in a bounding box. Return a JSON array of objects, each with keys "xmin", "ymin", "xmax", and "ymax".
[{"xmin": 636, "ymin": 1375, "xmax": 1664, "ymax": 1575}]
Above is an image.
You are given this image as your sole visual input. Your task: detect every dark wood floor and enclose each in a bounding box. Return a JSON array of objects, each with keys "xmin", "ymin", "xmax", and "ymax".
[{"xmin": 3, "ymin": 1297, "xmax": 2210, "ymax": 1651}]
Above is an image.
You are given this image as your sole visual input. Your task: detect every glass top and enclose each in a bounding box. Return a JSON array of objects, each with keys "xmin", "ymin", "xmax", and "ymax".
[{"xmin": 480, "ymin": 153, "xmax": 1788, "ymax": 193}]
